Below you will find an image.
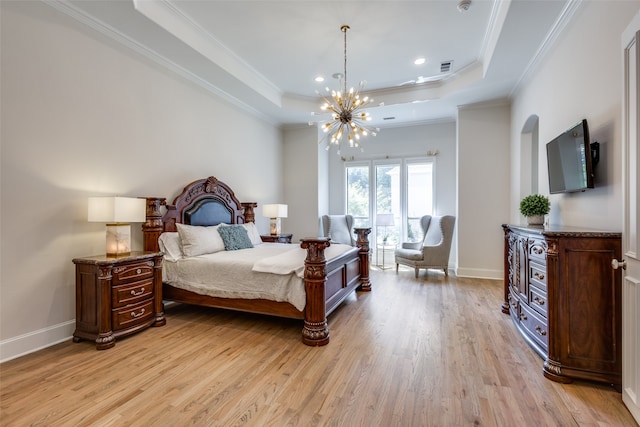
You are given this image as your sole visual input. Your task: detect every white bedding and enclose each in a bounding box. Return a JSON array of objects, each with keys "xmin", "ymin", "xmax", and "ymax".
[{"xmin": 163, "ymin": 242, "xmax": 355, "ymax": 311}]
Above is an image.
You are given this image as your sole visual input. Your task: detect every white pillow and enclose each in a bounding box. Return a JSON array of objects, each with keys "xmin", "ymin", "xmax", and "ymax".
[
  {"xmin": 242, "ymin": 222, "xmax": 263, "ymax": 245},
  {"xmin": 158, "ymin": 232, "xmax": 183, "ymax": 261},
  {"xmin": 176, "ymin": 223, "xmax": 225, "ymax": 257}
]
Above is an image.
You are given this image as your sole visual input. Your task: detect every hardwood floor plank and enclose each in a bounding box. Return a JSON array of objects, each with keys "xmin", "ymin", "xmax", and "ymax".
[{"xmin": 1, "ymin": 269, "xmax": 637, "ymax": 426}]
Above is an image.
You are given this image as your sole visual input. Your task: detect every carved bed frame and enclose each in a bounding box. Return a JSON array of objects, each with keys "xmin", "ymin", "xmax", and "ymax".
[{"xmin": 142, "ymin": 176, "xmax": 371, "ymax": 346}]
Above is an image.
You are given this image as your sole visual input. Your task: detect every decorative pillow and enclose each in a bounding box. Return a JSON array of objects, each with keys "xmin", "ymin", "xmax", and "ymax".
[
  {"xmin": 176, "ymin": 223, "xmax": 225, "ymax": 257},
  {"xmin": 158, "ymin": 232, "xmax": 183, "ymax": 261},
  {"xmin": 242, "ymin": 222, "xmax": 262, "ymax": 245},
  {"xmin": 217, "ymin": 225, "xmax": 254, "ymax": 250}
]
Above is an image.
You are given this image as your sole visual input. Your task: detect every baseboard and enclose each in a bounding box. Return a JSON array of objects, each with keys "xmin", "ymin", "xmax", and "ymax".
[
  {"xmin": 0, "ymin": 320, "xmax": 75, "ymax": 363},
  {"xmin": 455, "ymin": 267, "xmax": 503, "ymax": 280},
  {"xmin": 622, "ymin": 389, "xmax": 640, "ymax": 425}
]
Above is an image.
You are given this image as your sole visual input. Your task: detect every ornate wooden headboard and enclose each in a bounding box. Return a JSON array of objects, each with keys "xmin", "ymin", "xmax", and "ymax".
[{"xmin": 143, "ymin": 176, "xmax": 257, "ymax": 252}]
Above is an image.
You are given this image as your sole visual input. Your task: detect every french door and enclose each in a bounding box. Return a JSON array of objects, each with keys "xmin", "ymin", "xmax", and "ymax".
[
  {"xmin": 346, "ymin": 157, "xmax": 435, "ymax": 246},
  {"xmin": 621, "ymin": 12, "xmax": 640, "ymax": 423}
]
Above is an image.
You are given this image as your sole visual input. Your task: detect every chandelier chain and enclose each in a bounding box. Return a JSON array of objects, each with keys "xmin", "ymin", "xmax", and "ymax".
[{"xmin": 342, "ymin": 25, "xmax": 349, "ymax": 95}]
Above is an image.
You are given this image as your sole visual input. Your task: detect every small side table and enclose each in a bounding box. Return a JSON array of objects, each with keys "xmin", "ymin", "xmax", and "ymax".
[
  {"xmin": 376, "ymin": 243, "xmax": 396, "ymax": 270},
  {"xmin": 261, "ymin": 234, "xmax": 293, "ymax": 243},
  {"xmin": 72, "ymin": 251, "xmax": 165, "ymax": 350}
]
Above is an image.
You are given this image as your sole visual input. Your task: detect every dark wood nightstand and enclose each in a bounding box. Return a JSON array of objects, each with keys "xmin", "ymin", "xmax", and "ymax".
[
  {"xmin": 260, "ymin": 234, "xmax": 293, "ymax": 243},
  {"xmin": 72, "ymin": 251, "xmax": 165, "ymax": 350}
]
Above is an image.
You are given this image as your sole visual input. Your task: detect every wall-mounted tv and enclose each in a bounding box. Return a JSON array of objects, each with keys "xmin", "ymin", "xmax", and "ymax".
[{"xmin": 546, "ymin": 119, "xmax": 595, "ymax": 194}]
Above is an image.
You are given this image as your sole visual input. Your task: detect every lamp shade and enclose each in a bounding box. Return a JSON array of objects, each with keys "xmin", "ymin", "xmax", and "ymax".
[
  {"xmin": 262, "ymin": 204, "xmax": 288, "ymax": 219},
  {"xmin": 88, "ymin": 197, "xmax": 146, "ymax": 224},
  {"xmin": 376, "ymin": 213, "xmax": 395, "ymax": 226}
]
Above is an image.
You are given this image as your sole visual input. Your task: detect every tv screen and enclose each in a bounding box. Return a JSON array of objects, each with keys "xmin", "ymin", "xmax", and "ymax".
[{"xmin": 546, "ymin": 119, "xmax": 594, "ymax": 194}]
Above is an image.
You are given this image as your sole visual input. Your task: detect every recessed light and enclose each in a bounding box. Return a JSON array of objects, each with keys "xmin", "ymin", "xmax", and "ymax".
[
  {"xmin": 314, "ymin": 76, "xmax": 325, "ymax": 83},
  {"xmin": 414, "ymin": 57, "xmax": 426, "ymax": 65}
]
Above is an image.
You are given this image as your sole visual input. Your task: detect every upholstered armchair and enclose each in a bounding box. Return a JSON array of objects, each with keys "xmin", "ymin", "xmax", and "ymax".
[
  {"xmin": 395, "ymin": 215, "xmax": 456, "ymax": 277},
  {"xmin": 322, "ymin": 215, "xmax": 356, "ymax": 246}
]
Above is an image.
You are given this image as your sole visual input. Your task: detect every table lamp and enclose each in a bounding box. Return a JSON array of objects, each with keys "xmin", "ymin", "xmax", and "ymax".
[
  {"xmin": 262, "ymin": 204, "xmax": 288, "ymax": 236},
  {"xmin": 376, "ymin": 213, "xmax": 395, "ymax": 244},
  {"xmin": 88, "ymin": 196, "xmax": 147, "ymax": 257}
]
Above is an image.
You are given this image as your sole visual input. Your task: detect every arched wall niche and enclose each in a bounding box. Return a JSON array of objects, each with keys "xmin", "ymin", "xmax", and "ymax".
[{"xmin": 520, "ymin": 115, "xmax": 540, "ymax": 199}]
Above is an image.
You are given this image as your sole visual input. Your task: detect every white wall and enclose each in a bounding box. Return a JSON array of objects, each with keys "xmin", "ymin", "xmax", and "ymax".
[
  {"xmin": 0, "ymin": 2, "xmax": 282, "ymax": 361},
  {"xmin": 457, "ymin": 102, "xmax": 511, "ymax": 279},
  {"xmin": 510, "ymin": 1, "xmax": 640, "ymax": 230},
  {"xmin": 282, "ymin": 125, "xmax": 322, "ymax": 241}
]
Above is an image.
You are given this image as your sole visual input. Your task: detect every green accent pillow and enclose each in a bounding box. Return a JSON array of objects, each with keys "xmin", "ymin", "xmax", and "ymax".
[{"xmin": 217, "ymin": 225, "xmax": 254, "ymax": 251}]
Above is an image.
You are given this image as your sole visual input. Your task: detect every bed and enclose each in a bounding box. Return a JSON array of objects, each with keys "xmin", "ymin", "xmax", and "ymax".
[{"xmin": 142, "ymin": 176, "xmax": 371, "ymax": 346}]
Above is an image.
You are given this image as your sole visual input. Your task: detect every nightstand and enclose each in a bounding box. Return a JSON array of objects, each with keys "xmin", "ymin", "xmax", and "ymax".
[
  {"xmin": 72, "ymin": 251, "xmax": 165, "ymax": 350},
  {"xmin": 260, "ymin": 234, "xmax": 293, "ymax": 243}
]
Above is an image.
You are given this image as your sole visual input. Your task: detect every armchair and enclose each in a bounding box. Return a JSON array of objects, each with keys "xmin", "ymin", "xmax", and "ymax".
[
  {"xmin": 395, "ymin": 215, "xmax": 456, "ymax": 277},
  {"xmin": 322, "ymin": 215, "xmax": 356, "ymax": 246}
]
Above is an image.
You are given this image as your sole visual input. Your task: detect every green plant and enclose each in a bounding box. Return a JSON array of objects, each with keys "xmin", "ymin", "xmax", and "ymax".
[{"xmin": 519, "ymin": 194, "xmax": 550, "ymax": 217}]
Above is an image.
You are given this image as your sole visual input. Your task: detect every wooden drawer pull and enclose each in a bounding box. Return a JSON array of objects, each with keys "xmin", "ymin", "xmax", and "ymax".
[
  {"xmin": 533, "ymin": 296, "xmax": 545, "ymax": 305},
  {"xmin": 130, "ymin": 308, "xmax": 145, "ymax": 318},
  {"xmin": 130, "ymin": 288, "xmax": 145, "ymax": 296},
  {"xmin": 535, "ymin": 326, "xmax": 547, "ymax": 336},
  {"xmin": 534, "ymin": 272, "xmax": 545, "ymax": 280}
]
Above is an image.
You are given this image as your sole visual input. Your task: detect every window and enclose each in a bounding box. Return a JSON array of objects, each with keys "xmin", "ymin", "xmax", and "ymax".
[
  {"xmin": 345, "ymin": 164, "xmax": 370, "ymax": 228},
  {"xmin": 406, "ymin": 160, "xmax": 434, "ymax": 242},
  {"xmin": 346, "ymin": 157, "xmax": 435, "ymax": 245}
]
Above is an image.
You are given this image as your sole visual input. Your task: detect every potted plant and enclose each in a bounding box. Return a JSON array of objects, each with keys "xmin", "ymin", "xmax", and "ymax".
[{"xmin": 520, "ymin": 194, "xmax": 550, "ymax": 226}]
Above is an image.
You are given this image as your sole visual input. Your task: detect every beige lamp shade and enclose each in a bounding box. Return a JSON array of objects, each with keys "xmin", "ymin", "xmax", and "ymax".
[
  {"xmin": 262, "ymin": 204, "xmax": 288, "ymax": 236},
  {"xmin": 88, "ymin": 197, "xmax": 147, "ymax": 223},
  {"xmin": 376, "ymin": 213, "xmax": 395, "ymax": 226},
  {"xmin": 88, "ymin": 197, "xmax": 147, "ymax": 257},
  {"xmin": 262, "ymin": 204, "xmax": 288, "ymax": 219}
]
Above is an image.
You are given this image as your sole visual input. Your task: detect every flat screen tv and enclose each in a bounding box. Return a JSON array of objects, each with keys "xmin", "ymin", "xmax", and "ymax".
[{"xmin": 546, "ymin": 119, "xmax": 595, "ymax": 194}]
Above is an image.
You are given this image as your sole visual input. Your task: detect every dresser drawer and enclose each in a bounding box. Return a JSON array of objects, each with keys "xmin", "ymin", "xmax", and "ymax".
[
  {"xmin": 112, "ymin": 261, "xmax": 154, "ymax": 285},
  {"xmin": 112, "ymin": 278, "xmax": 153, "ymax": 308},
  {"xmin": 112, "ymin": 299, "xmax": 154, "ymax": 330},
  {"xmin": 529, "ymin": 261, "xmax": 547, "ymax": 290},
  {"xmin": 528, "ymin": 237, "xmax": 547, "ymax": 262},
  {"xmin": 528, "ymin": 284, "xmax": 548, "ymax": 317},
  {"xmin": 520, "ymin": 303, "xmax": 548, "ymax": 351}
]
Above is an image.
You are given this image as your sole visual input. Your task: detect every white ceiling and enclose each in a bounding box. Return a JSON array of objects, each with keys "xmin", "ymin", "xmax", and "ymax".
[{"xmin": 56, "ymin": 0, "xmax": 573, "ymax": 128}]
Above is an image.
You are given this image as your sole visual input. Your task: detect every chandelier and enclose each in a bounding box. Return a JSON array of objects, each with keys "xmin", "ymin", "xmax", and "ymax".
[{"xmin": 316, "ymin": 25, "xmax": 377, "ymax": 154}]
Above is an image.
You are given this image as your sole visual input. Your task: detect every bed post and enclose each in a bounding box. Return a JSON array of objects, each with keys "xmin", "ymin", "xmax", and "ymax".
[
  {"xmin": 354, "ymin": 228, "xmax": 372, "ymax": 292},
  {"xmin": 241, "ymin": 202, "xmax": 258, "ymax": 223},
  {"xmin": 300, "ymin": 238, "xmax": 331, "ymax": 346},
  {"xmin": 143, "ymin": 197, "xmax": 166, "ymax": 253}
]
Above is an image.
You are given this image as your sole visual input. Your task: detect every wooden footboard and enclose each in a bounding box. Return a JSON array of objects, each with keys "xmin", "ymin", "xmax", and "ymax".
[
  {"xmin": 300, "ymin": 228, "xmax": 371, "ymax": 346},
  {"xmin": 141, "ymin": 178, "xmax": 371, "ymax": 346}
]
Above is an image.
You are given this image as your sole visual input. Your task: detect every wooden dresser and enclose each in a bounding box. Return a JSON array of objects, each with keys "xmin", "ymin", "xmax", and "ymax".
[
  {"xmin": 502, "ymin": 224, "xmax": 622, "ymax": 389},
  {"xmin": 73, "ymin": 251, "xmax": 165, "ymax": 349}
]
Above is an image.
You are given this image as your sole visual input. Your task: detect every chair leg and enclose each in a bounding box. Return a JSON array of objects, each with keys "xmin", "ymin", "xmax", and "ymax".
[
  {"xmin": 443, "ymin": 267, "xmax": 448, "ymax": 276},
  {"xmin": 395, "ymin": 263, "xmax": 399, "ymax": 273},
  {"xmin": 414, "ymin": 267, "xmax": 419, "ymax": 278}
]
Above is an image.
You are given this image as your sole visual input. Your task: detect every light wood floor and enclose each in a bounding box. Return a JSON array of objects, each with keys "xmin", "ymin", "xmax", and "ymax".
[{"xmin": 1, "ymin": 268, "xmax": 637, "ymax": 426}]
